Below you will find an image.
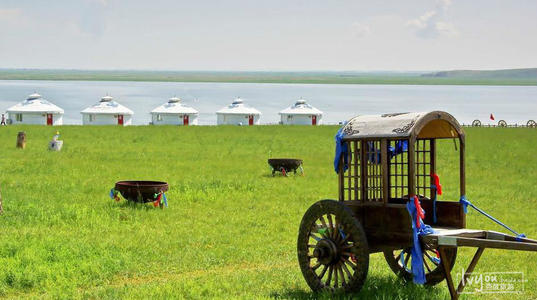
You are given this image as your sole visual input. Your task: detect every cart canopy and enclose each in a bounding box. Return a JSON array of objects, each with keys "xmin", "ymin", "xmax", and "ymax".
[{"xmin": 341, "ymin": 111, "xmax": 464, "ymax": 140}]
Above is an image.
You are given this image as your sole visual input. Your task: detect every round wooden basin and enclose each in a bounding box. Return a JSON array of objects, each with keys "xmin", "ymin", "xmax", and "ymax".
[
  {"xmin": 268, "ymin": 158, "xmax": 303, "ymax": 173},
  {"xmin": 114, "ymin": 181, "xmax": 169, "ymax": 203}
]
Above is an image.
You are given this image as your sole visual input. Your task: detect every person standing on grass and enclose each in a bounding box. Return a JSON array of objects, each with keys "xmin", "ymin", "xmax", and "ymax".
[{"xmin": 0, "ymin": 114, "xmax": 6, "ymax": 126}]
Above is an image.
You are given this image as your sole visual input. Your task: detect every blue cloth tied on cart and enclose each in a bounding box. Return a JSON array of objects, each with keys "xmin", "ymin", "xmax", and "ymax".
[
  {"xmin": 390, "ymin": 140, "xmax": 408, "ymax": 158},
  {"xmin": 460, "ymin": 195, "xmax": 470, "ymax": 214},
  {"xmin": 431, "ymin": 185, "xmax": 438, "ymax": 224},
  {"xmin": 406, "ymin": 198, "xmax": 435, "ymax": 284},
  {"xmin": 460, "ymin": 195, "xmax": 526, "ymax": 241},
  {"xmin": 367, "ymin": 140, "xmax": 408, "ymax": 164},
  {"xmin": 334, "ymin": 126, "xmax": 408, "ymax": 172},
  {"xmin": 334, "ymin": 127, "xmax": 349, "ymax": 173},
  {"xmin": 162, "ymin": 193, "xmax": 168, "ymax": 207}
]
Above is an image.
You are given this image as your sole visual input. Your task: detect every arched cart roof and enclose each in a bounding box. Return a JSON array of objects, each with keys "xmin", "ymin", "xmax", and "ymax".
[{"xmin": 341, "ymin": 111, "xmax": 464, "ymax": 140}]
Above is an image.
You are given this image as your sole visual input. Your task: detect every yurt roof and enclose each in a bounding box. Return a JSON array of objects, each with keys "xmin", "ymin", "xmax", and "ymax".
[
  {"xmin": 6, "ymin": 93, "xmax": 64, "ymax": 114},
  {"xmin": 279, "ymin": 98, "xmax": 323, "ymax": 115},
  {"xmin": 216, "ymin": 98, "xmax": 261, "ymax": 115},
  {"xmin": 340, "ymin": 111, "xmax": 464, "ymax": 140},
  {"xmin": 151, "ymin": 97, "xmax": 198, "ymax": 114},
  {"xmin": 80, "ymin": 96, "xmax": 134, "ymax": 115}
]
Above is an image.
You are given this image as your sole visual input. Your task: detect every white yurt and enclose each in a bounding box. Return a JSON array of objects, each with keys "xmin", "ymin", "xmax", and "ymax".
[
  {"xmin": 216, "ymin": 98, "xmax": 261, "ymax": 125},
  {"xmin": 6, "ymin": 93, "xmax": 64, "ymax": 125},
  {"xmin": 150, "ymin": 97, "xmax": 199, "ymax": 125},
  {"xmin": 279, "ymin": 98, "xmax": 323, "ymax": 125},
  {"xmin": 80, "ymin": 96, "xmax": 133, "ymax": 126}
]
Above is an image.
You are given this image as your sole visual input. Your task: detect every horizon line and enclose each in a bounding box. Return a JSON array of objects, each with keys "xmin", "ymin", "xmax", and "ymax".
[{"xmin": 1, "ymin": 67, "xmax": 536, "ymax": 73}]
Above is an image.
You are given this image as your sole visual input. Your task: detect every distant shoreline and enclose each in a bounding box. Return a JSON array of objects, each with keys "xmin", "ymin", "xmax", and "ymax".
[{"xmin": 1, "ymin": 69, "xmax": 536, "ymax": 86}]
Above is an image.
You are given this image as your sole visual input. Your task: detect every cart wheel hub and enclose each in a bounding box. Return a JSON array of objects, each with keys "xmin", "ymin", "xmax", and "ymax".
[{"xmin": 314, "ymin": 239, "xmax": 339, "ymax": 265}]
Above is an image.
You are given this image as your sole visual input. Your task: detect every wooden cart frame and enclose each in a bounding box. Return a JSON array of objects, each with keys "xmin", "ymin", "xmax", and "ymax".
[{"xmin": 297, "ymin": 111, "xmax": 537, "ymax": 298}]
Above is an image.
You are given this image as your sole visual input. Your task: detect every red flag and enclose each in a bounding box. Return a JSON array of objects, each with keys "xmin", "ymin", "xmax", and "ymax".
[{"xmin": 490, "ymin": 113, "xmax": 495, "ymax": 121}]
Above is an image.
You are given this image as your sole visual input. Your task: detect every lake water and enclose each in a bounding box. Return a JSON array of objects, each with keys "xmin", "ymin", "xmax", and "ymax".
[{"xmin": 0, "ymin": 80, "xmax": 536, "ymax": 125}]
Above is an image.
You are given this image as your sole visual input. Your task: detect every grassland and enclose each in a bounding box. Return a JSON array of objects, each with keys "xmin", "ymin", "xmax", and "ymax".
[
  {"xmin": 0, "ymin": 125, "xmax": 536, "ymax": 299},
  {"xmin": 422, "ymin": 68, "xmax": 537, "ymax": 79},
  {"xmin": 1, "ymin": 69, "xmax": 537, "ymax": 86}
]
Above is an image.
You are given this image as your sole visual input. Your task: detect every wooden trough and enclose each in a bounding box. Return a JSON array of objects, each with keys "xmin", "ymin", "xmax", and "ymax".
[
  {"xmin": 268, "ymin": 158, "xmax": 303, "ymax": 176},
  {"xmin": 114, "ymin": 181, "xmax": 168, "ymax": 203}
]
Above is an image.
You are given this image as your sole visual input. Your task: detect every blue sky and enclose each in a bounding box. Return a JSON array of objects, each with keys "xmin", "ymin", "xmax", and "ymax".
[{"xmin": 0, "ymin": 0, "xmax": 536, "ymax": 71}]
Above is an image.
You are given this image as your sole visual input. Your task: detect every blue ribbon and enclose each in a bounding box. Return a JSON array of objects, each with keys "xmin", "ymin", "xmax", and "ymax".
[
  {"xmin": 109, "ymin": 188, "xmax": 115, "ymax": 199},
  {"xmin": 460, "ymin": 195, "xmax": 470, "ymax": 214},
  {"xmin": 516, "ymin": 233, "xmax": 527, "ymax": 241},
  {"xmin": 406, "ymin": 199, "xmax": 435, "ymax": 284},
  {"xmin": 334, "ymin": 126, "xmax": 349, "ymax": 173},
  {"xmin": 339, "ymin": 228, "xmax": 346, "ymax": 240},
  {"xmin": 366, "ymin": 140, "xmax": 408, "ymax": 165},
  {"xmin": 400, "ymin": 251, "xmax": 407, "ymax": 271},
  {"xmin": 162, "ymin": 193, "xmax": 168, "ymax": 207},
  {"xmin": 460, "ymin": 195, "xmax": 526, "ymax": 241},
  {"xmin": 334, "ymin": 129, "xmax": 407, "ymax": 171},
  {"xmin": 390, "ymin": 140, "xmax": 408, "ymax": 158}
]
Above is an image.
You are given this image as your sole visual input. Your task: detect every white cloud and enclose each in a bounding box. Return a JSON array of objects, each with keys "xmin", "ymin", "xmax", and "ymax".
[
  {"xmin": 351, "ymin": 22, "xmax": 371, "ymax": 38},
  {"xmin": 438, "ymin": 0, "xmax": 453, "ymax": 10},
  {"xmin": 407, "ymin": 0, "xmax": 458, "ymax": 38},
  {"xmin": 407, "ymin": 11, "xmax": 437, "ymax": 29},
  {"xmin": 435, "ymin": 21, "xmax": 458, "ymax": 37},
  {"xmin": 0, "ymin": 8, "xmax": 30, "ymax": 28},
  {"xmin": 0, "ymin": 8, "xmax": 22, "ymax": 19}
]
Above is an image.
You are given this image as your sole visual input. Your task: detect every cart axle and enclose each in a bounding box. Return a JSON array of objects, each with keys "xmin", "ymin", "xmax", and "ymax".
[{"xmin": 314, "ymin": 239, "xmax": 339, "ymax": 265}]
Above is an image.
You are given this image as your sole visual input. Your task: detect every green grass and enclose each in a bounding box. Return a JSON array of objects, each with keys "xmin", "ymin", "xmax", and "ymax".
[
  {"xmin": 0, "ymin": 125, "xmax": 535, "ymax": 299},
  {"xmin": 1, "ymin": 69, "xmax": 537, "ymax": 86}
]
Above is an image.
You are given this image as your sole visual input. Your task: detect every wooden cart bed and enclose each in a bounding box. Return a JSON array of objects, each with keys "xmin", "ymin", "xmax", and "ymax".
[
  {"xmin": 423, "ymin": 227, "xmax": 537, "ymax": 252},
  {"xmin": 419, "ymin": 228, "xmax": 537, "ymax": 299}
]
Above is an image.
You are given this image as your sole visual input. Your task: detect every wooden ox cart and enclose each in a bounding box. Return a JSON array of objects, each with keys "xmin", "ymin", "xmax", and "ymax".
[{"xmin": 297, "ymin": 111, "xmax": 537, "ymax": 299}]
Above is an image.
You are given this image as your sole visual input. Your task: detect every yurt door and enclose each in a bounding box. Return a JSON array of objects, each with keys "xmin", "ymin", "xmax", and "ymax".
[
  {"xmin": 46, "ymin": 114, "xmax": 53, "ymax": 125},
  {"xmin": 118, "ymin": 115, "xmax": 124, "ymax": 125},
  {"xmin": 183, "ymin": 115, "xmax": 189, "ymax": 126},
  {"xmin": 312, "ymin": 115, "xmax": 317, "ymax": 126},
  {"xmin": 248, "ymin": 115, "xmax": 254, "ymax": 126}
]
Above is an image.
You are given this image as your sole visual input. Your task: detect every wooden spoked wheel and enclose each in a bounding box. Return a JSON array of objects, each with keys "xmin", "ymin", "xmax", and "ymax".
[
  {"xmin": 297, "ymin": 200, "xmax": 369, "ymax": 293},
  {"xmin": 527, "ymin": 120, "xmax": 536, "ymax": 128},
  {"xmin": 383, "ymin": 244, "xmax": 457, "ymax": 286},
  {"xmin": 471, "ymin": 119, "xmax": 481, "ymax": 127},
  {"xmin": 498, "ymin": 120, "xmax": 507, "ymax": 127}
]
